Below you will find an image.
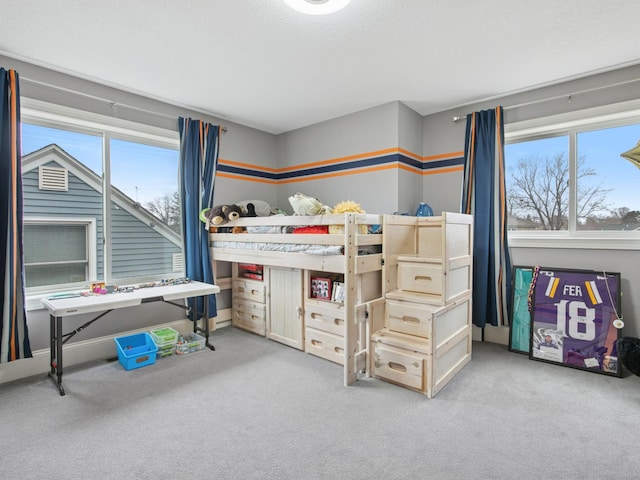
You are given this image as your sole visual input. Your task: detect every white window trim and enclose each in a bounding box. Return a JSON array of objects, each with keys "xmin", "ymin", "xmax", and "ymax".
[
  {"xmin": 24, "ymin": 217, "xmax": 97, "ymax": 311},
  {"xmin": 505, "ymin": 99, "xmax": 640, "ymax": 251},
  {"xmin": 22, "ymin": 100, "xmax": 184, "ymax": 310},
  {"xmin": 20, "ymin": 97, "xmax": 180, "ymax": 149}
]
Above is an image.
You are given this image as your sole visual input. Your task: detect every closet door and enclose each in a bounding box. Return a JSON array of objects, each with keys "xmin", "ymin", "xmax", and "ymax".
[{"xmin": 266, "ymin": 267, "xmax": 304, "ymax": 350}]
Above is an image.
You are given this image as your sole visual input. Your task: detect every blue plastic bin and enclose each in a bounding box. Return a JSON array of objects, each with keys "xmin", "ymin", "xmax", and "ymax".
[{"xmin": 114, "ymin": 332, "xmax": 158, "ymax": 370}]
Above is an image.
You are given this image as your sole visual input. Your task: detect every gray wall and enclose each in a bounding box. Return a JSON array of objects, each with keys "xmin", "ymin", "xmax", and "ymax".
[
  {"xmin": 421, "ymin": 64, "xmax": 640, "ymax": 339},
  {"xmin": 4, "ymin": 52, "xmax": 640, "ymax": 352},
  {"xmin": 276, "ymin": 101, "xmax": 408, "ymax": 214}
]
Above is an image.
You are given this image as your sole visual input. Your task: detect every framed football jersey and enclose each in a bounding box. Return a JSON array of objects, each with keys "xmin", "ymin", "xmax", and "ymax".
[{"xmin": 530, "ymin": 267, "xmax": 622, "ymax": 377}]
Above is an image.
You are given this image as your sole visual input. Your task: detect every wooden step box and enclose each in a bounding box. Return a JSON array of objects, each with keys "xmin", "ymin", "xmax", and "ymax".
[{"xmin": 372, "ymin": 295, "xmax": 472, "ymax": 397}]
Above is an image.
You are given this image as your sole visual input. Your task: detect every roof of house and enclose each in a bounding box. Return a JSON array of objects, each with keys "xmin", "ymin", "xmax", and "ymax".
[{"xmin": 21, "ymin": 144, "xmax": 182, "ymax": 247}]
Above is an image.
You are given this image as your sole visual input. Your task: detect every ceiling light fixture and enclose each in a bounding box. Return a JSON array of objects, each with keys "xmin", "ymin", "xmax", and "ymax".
[{"xmin": 284, "ymin": 0, "xmax": 351, "ymax": 15}]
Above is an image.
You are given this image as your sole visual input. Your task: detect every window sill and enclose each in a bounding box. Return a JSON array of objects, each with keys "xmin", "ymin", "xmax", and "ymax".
[
  {"xmin": 26, "ymin": 294, "xmax": 48, "ymax": 312},
  {"xmin": 508, "ymin": 233, "xmax": 640, "ymax": 251}
]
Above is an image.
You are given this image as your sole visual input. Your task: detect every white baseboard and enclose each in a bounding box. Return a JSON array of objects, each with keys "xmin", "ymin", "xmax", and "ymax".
[
  {"xmin": 0, "ymin": 318, "xmax": 192, "ymax": 386},
  {"xmin": 1, "ymin": 306, "xmax": 234, "ymax": 386}
]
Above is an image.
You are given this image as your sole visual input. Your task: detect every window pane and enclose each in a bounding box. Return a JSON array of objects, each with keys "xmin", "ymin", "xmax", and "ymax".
[
  {"xmin": 24, "ymin": 224, "xmax": 86, "ymax": 263},
  {"xmin": 505, "ymin": 136, "xmax": 569, "ymax": 230},
  {"xmin": 23, "ymin": 224, "xmax": 88, "ymax": 288},
  {"xmin": 22, "ymin": 124, "xmax": 102, "ymax": 175},
  {"xmin": 576, "ymin": 123, "xmax": 640, "ymax": 231},
  {"xmin": 25, "ymin": 264, "xmax": 87, "ymax": 288},
  {"xmin": 110, "ymin": 139, "xmax": 182, "ymax": 280},
  {"xmin": 22, "ymin": 123, "xmax": 103, "ymax": 285}
]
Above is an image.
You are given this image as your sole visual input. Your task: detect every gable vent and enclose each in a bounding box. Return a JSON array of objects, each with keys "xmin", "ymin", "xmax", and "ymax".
[
  {"xmin": 172, "ymin": 253, "xmax": 184, "ymax": 273},
  {"xmin": 39, "ymin": 166, "xmax": 68, "ymax": 191}
]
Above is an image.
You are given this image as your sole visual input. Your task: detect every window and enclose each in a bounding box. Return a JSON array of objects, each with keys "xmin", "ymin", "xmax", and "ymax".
[
  {"xmin": 21, "ymin": 101, "xmax": 181, "ymax": 307},
  {"xmin": 23, "ymin": 218, "xmax": 96, "ymax": 288},
  {"xmin": 505, "ymin": 104, "xmax": 640, "ymax": 249}
]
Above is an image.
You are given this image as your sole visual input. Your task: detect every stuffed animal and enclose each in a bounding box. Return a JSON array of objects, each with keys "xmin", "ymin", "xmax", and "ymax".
[
  {"xmin": 231, "ymin": 203, "xmax": 255, "ymax": 234},
  {"xmin": 288, "ymin": 192, "xmax": 331, "ymax": 216},
  {"xmin": 329, "ymin": 200, "xmax": 367, "ymax": 234},
  {"xmin": 200, "ymin": 204, "xmax": 242, "ymax": 233},
  {"xmin": 243, "ymin": 202, "xmax": 258, "ymax": 217},
  {"xmin": 204, "ymin": 205, "xmax": 227, "ymax": 225},
  {"xmin": 236, "ymin": 199, "xmax": 271, "ymax": 217},
  {"xmin": 222, "ymin": 204, "xmax": 242, "ymax": 222}
]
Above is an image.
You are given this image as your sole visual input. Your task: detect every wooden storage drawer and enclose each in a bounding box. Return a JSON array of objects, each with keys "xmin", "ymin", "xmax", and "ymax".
[
  {"xmin": 372, "ymin": 340, "xmax": 426, "ymax": 392},
  {"xmin": 397, "ymin": 261, "xmax": 443, "ymax": 296},
  {"xmin": 395, "ymin": 256, "xmax": 471, "ymax": 305},
  {"xmin": 305, "ymin": 327, "xmax": 345, "ymax": 365},
  {"xmin": 232, "ymin": 278, "xmax": 265, "ymax": 303},
  {"xmin": 386, "ymin": 299, "xmax": 432, "ymax": 338},
  {"xmin": 304, "ymin": 302, "xmax": 345, "ymax": 337},
  {"xmin": 232, "ymin": 298, "xmax": 266, "ymax": 336}
]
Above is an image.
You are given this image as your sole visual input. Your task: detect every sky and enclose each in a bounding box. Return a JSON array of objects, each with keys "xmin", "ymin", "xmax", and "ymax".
[
  {"xmin": 505, "ymin": 122, "xmax": 640, "ymax": 215},
  {"xmin": 21, "ymin": 123, "xmax": 179, "ymax": 206}
]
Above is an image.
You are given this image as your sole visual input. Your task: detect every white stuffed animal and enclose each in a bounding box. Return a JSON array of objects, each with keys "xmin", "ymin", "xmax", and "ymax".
[{"xmin": 288, "ymin": 192, "xmax": 331, "ymax": 216}]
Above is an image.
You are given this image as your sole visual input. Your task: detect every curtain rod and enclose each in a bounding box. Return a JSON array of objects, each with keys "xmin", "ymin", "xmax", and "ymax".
[
  {"xmin": 451, "ymin": 77, "xmax": 640, "ymax": 123},
  {"xmin": 19, "ymin": 76, "xmax": 228, "ymax": 132}
]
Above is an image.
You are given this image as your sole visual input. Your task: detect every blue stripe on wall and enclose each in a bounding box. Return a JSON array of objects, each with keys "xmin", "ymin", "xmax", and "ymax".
[
  {"xmin": 424, "ymin": 157, "xmax": 465, "ymax": 170},
  {"xmin": 218, "ymin": 164, "xmax": 279, "ymax": 180},
  {"xmin": 218, "ymin": 153, "xmax": 464, "ymax": 181}
]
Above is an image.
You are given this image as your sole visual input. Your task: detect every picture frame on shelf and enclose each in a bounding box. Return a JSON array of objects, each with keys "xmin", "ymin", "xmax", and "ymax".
[
  {"xmin": 311, "ymin": 277, "xmax": 332, "ymax": 300},
  {"xmin": 331, "ymin": 282, "xmax": 345, "ymax": 303}
]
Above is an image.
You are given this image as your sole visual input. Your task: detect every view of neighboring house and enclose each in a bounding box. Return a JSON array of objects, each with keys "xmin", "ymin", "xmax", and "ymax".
[{"xmin": 21, "ymin": 144, "xmax": 183, "ymax": 288}]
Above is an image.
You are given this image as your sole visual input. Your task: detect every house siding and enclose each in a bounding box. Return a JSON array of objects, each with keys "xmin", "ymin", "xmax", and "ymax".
[
  {"xmin": 22, "ymin": 161, "xmax": 105, "ymax": 280},
  {"xmin": 111, "ymin": 205, "xmax": 181, "ymax": 278},
  {"xmin": 23, "ymin": 159, "xmax": 181, "ymax": 283}
]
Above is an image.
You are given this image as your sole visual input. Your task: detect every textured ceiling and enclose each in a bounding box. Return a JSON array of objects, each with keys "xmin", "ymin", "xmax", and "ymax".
[{"xmin": 1, "ymin": 0, "xmax": 639, "ymax": 134}]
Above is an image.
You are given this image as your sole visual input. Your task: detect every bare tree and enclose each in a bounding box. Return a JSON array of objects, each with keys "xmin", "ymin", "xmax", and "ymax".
[
  {"xmin": 507, "ymin": 153, "xmax": 611, "ymax": 230},
  {"xmin": 146, "ymin": 191, "xmax": 180, "ymax": 233}
]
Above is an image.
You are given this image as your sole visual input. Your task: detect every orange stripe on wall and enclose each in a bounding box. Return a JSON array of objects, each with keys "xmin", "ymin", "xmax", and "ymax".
[
  {"xmin": 218, "ymin": 158, "xmax": 279, "ymax": 173},
  {"xmin": 217, "ymin": 172, "xmax": 278, "ymax": 184},
  {"xmin": 422, "ymin": 151, "xmax": 464, "ymax": 162},
  {"xmin": 398, "ymin": 148, "xmax": 422, "ymax": 162},
  {"xmin": 398, "ymin": 163, "xmax": 423, "ymax": 174},
  {"xmin": 422, "ymin": 165, "xmax": 464, "ymax": 175}
]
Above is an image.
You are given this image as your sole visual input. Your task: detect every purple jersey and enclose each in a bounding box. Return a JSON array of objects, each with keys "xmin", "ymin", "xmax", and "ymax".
[{"xmin": 532, "ymin": 270, "xmax": 619, "ymax": 371}]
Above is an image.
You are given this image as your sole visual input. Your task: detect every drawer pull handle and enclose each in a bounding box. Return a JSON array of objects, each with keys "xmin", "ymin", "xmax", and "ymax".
[
  {"xmin": 251, "ymin": 289, "xmax": 259, "ymax": 295},
  {"xmin": 251, "ymin": 315, "xmax": 259, "ymax": 321},
  {"xmin": 311, "ymin": 313, "xmax": 323, "ymax": 320},
  {"xmin": 237, "ymin": 287, "xmax": 245, "ymax": 293},
  {"xmin": 414, "ymin": 275, "xmax": 432, "ymax": 283},
  {"xmin": 334, "ymin": 318, "xmax": 344, "ymax": 326},
  {"xmin": 388, "ymin": 362, "xmax": 407, "ymax": 373},
  {"xmin": 334, "ymin": 347, "xmax": 344, "ymax": 354},
  {"xmin": 402, "ymin": 316, "xmax": 420, "ymax": 325},
  {"xmin": 311, "ymin": 339, "xmax": 323, "ymax": 347}
]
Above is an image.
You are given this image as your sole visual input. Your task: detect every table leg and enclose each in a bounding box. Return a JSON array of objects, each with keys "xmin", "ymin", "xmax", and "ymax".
[
  {"xmin": 202, "ymin": 294, "xmax": 214, "ymax": 351},
  {"xmin": 48, "ymin": 315, "xmax": 65, "ymax": 396}
]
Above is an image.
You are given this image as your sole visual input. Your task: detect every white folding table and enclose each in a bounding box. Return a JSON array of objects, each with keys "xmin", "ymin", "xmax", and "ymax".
[{"xmin": 41, "ymin": 281, "xmax": 220, "ymax": 396}]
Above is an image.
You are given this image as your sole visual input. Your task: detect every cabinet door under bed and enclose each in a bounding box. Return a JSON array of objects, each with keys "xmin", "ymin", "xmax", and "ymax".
[{"xmin": 266, "ymin": 266, "xmax": 304, "ymax": 350}]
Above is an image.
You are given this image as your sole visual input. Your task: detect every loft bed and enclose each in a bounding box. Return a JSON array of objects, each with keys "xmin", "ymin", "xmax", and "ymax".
[
  {"xmin": 210, "ymin": 213, "xmax": 384, "ymax": 274},
  {"xmin": 208, "ymin": 212, "xmax": 473, "ymax": 395},
  {"xmin": 209, "ymin": 212, "xmax": 391, "ymax": 386}
]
